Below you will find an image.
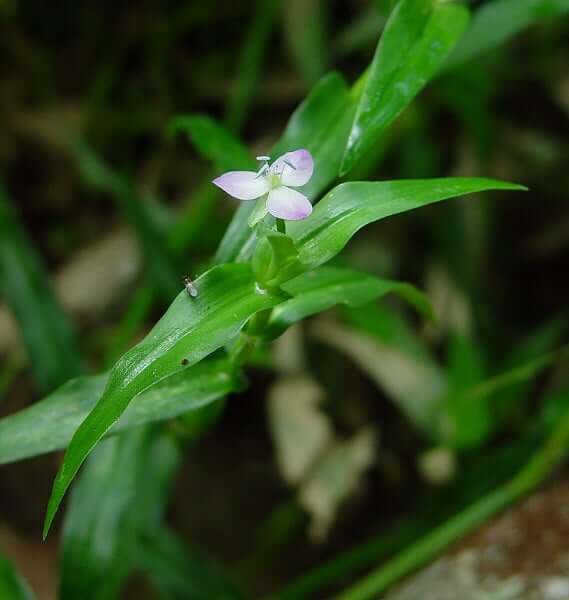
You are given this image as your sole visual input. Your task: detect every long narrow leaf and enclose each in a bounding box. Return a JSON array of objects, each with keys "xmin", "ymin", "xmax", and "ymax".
[
  {"xmin": 0, "ymin": 553, "xmax": 35, "ymax": 600},
  {"xmin": 167, "ymin": 115, "xmax": 255, "ymax": 172},
  {"xmin": 266, "ymin": 267, "xmax": 431, "ymax": 339},
  {"xmin": 0, "ymin": 184, "xmax": 84, "ymax": 393},
  {"xmin": 336, "ymin": 388, "xmax": 569, "ymax": 600},
  {"xmin": 59, "ymin": 428, "xmax": 183, "ymax": 599},
  {"xmin": 70, "ymin": 138, "xmax": 180, "ymax": 300},
  {"xmin": 137, "ymin": 529, "xmax": 246, "ymax": 600},
  {"xmin": 0, "ymin": 357, "xmax": 235, "ymax": 465},
  {"xmin": 43, "ymin": 263, "xmax": 283, "ymax": 536},
  {"xmin": 444, "ymin": 0, "xmax": 569, "ymax": 71},
  {"xmin": 340, "ymin": 0, "xmax": 469, "ymax": 174},
  {"xmin": 441, "ymin": 343, "xmax": 569, "ymax": 448},
  {"xmin": 224, "ymin": 0, "xmax": 283, "ymax": 133},
  {"xmin": 288, "ymin": 178, "xmax": 526, "ymax": 269}
]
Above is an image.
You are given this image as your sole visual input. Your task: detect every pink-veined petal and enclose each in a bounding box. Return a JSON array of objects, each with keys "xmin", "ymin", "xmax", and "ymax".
[
  {"xmin": 212, "ymin": 171, "xmax": 270, "ymax": 200},
  {"xmin": 271, "ymin": 149, "xmax": 314, "ymax": 187},
  {"xmin": 267, "ymin": 186, "xmax": 313, "ymax": 221}
]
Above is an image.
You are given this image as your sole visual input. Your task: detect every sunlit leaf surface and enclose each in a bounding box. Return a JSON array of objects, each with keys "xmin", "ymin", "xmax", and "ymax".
[
  {"xmin": 0, "ymin": 358, "xmax": 235, "ymax": 465},
  {"xmin": 341, "ymin": 0, "xmax": 469, "ymax": 174},
  {"xmin": 43, "ymin": 263, "xmax": 283, "ymax": 536}
]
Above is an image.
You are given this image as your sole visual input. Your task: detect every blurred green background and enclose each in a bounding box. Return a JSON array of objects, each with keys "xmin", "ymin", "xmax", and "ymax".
[{"xmin": 1, "ymin": 1, "xmax": 568, "ymax": 598}]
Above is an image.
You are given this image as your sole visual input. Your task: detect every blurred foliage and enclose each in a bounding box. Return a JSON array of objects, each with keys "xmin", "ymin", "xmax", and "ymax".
[{"xmin": 0, "ymin": 0, "xmax": 568, "ymax": 598}]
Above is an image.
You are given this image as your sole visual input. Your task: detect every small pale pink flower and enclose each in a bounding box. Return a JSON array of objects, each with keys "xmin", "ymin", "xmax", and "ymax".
[{"xmin": 212, "ymin": 149, "xmax": 314, "ymax": 222}]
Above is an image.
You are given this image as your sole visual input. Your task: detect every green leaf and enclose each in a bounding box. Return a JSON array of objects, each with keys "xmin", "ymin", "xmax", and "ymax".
[
  {"xmin": 335, "ymin": 387, "xmax": 569, "ymax": 600},
  {"xmin": 266, "ymin": 267, "xmax": 432, "ymax": 339},
  {"xmin": 43, "ymin": 263, "xmax": 284, "ymax": 537},
  {"xmin": 167, "ymin": 114, "xmax": 255, "ymax": 171},
  {"xmin": 271, "ymin": 72, "xmax": 352, "ymax": 203},
  {"xmin": 0, "ymin": 552, "xmax": 35, "ymax": 600},
  {"xmin": 444, "ymin": 0, "xmax": 569, "ymax": 71},
  {"xmin": 252, "ymin": 233, "xmax": 304, "ymax": 289},
  {"xmin": 274, "ymin": 73, "xmax": 349, "ymax": 153},
  {"xmin": 288, "ymin": 178, "xmax": 526, "ymax": 269},
  {"xmin": 441, "ymin": 333, "xmax": 488, "ymax": 450},
  {"xmin": 444, "ymin": 318, "xmax": 566, "ymax": 450},
  {"xmin": 165, "ymin": 115, "xmax": 256, "ymax": 263},
  {"xmin": 165, "ymin": 116, "xmax": 255, "ymax": 261},
  {"xmin": 137, "ymin": 529, "xmax": 246, "ymax": 600},
  {"xmin": 0, "ymin": 183, "xmax": 85, "ymax": 393},
  {"xmin": 59, "ymin": 428, "xmax": 182, "ymax": 599},
  {"xmin": 340, "ymin": 0, "xmax": 470, "ymax": 175},
  {"xmin": 492, "ymin": 317, "xmax": 567, "ymax": 425},
  {"xmin": 215, "ymin": 72, "xmax": 352, "ymax": 264},
  {"xmin": 214, "ymin": 201, "xmax": 262, "ymax": 264},
  {"xmin": 0, "ymin": 358, "xmax": 236, "ymax": 465},
  {"xmin": 441, "ymin": 343, "xmax": 569, "ymax": 449}
]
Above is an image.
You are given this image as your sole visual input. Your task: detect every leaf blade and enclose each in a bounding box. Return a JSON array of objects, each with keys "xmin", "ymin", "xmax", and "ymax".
[
  {"xmin": 0, "ymin": 552, "xmax": 35, "ymax": 600},
  {"xmin": 0, "ymin": 358, "xmax": 236, "ymax": 465},
  {"xmin": 444, "ymin": 0, "xmax": 569, "ymax": 71},
  {"xmin": 266, "ymin": 266, "xmax": 431, "ymax": 339},
  {"xmin": 0, "ymin": 183, "xmax": 85, "ymax": 393},
  {"xmin": 59, "ymin": 428, "xmax": 184, "ymax": 599},
  {"xmin": 289, "ymin": 178, "xmax": 526, "ymax": 269},
  {"xmin": 340, "ymin": 0, "xmax": 470, "ymax": 174},
  {"xmin": 43, "ymin": 263, "xmax": 283, "ymax": 537},
  {"xmin": 214, "ymin": 72, "xmax": 353, "ymax": 264},
  {"xmin": 137, "ymin": 529, "xmax": 246, "ymax": 600},
  {"xmin": 167, "ymin": 114, "xmax": 255, "ymax": 172}
]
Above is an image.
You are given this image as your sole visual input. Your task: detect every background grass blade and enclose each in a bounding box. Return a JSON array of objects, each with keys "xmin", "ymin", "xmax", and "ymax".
[
  {"xmin": 0, "ymin": 183, "xmax": 85, "ymax": 393},
  {"xmin": 137, "ymin": 529, "xmax": 246, "ymax": 600},
  {"xmin": 336, "ymin": 386, "xmax": 569, "ymax": 600},
  {"xmin": 444, "ymin": 0, "xmax": 569, "ymax": 71},
  {"xmin": 0, "ymin": 552, "xmax": 36, "ymax": 600},
  {"xmin": 167, "ymin": 115, "xmax": 255, "ymax": 172},
  {"xmin": 69, "ymin": 138, "xmax": 181, "ymax": 301},
  {"xmin": 282, "ymin": 0, "xmax": 329, "ymax": 86},
  {"xmin": 224, "ymin": 0, "xmax": 283, "ymax": 134},
  {"xmin": 59, "ymin": 428, "xmax": 183, "ymax": 599}
]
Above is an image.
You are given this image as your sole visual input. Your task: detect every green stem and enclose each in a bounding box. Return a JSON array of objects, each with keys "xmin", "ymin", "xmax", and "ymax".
[
  {"xmin": 276, "ymin": 218, "xmax": 286, "ymax": 234},
  {"xmin": 229, "ymin": 309, "xmax": 273, "ymax": 366},
  {"xmin": 336, "ymin": 407, "xmax": 569, "ymax": 600}
]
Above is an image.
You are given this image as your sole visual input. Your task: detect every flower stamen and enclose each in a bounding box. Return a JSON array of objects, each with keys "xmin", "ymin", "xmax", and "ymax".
[{"xmin": 255, "ymin": 155, "xmax": 271, "ymax": 178}]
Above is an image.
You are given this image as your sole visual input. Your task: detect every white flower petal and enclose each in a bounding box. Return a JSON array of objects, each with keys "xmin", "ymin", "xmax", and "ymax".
[
  {"xmin": 212, "ymin": 171, "xmax": 270, "ymax": 200},
  {"xmin": 271, "ymin": 149, "xmax": 314, "ymax": 187},
  {"xmin": 267, "ymin": 187, "xmax": 313, "ymax": 221}
]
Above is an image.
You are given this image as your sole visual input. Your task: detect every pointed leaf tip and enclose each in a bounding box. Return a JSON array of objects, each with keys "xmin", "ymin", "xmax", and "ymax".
[
  {"xmin": 340, "ymin": 0, "xmax": 470, "ymax": 176},
  {"xmin": 42, "ymin": 263, "xmax": 283, "ymax": 534}
]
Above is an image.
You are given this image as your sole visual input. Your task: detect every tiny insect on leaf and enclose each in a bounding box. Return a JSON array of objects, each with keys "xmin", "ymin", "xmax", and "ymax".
[{"xmin": 183, "ymin": 276, "xmax": 198, "ymax": 298}]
